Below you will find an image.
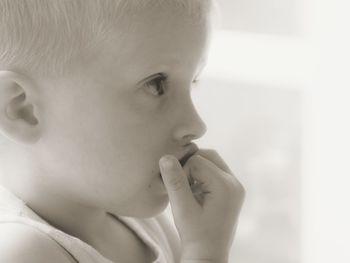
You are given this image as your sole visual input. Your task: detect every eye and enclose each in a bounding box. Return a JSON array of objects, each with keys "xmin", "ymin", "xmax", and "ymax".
[
  {"xmin": 191, "ymin": 78, "xmax": 201, "ymax": 89},
  {"xmin": 143, "ymin": 74, "xmax": 168, "ymax": 97},
  {"xmin": 192, "ymin": 78, "xmax": 200, "ymax": 85}
]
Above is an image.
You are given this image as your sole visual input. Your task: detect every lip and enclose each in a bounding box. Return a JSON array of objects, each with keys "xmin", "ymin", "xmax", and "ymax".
[
  {"xmin": 178, "ymin": 143, "xmax": 199, "ymax": 167},
  {"xmin": 158, "ymin": 143, "xmax": 199, "ymax": 180}
]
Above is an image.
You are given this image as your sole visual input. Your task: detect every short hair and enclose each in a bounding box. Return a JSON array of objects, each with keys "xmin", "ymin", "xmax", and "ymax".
[{"xmin": 0, "ymin": 0, "xmax": 214, "ymax": 77}]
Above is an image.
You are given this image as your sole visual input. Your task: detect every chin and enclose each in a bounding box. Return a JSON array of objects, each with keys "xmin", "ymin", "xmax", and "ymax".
[
  {"xmin": 134, "ymin": 194, "xmax": 170, "ymax": 218},
  {"xmin": 109, "ymin": 193, "xmax": 169, "ymax": 218}
]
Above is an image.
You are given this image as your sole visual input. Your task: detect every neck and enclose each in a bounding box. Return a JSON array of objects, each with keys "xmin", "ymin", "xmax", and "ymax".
[{"xmin": 2, "ymin": 172, "xmax": 110, "ymax": 244}]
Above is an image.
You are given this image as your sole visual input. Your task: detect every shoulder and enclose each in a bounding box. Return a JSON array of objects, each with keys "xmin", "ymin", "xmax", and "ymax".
[{"xmin": 0, "ymin": 222, "xmax": 76, "ymax": 263}]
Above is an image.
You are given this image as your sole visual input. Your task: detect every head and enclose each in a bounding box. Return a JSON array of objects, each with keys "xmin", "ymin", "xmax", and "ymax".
[{"xmin": 0, "ymin": 0, "xmax": 215, "ymax": 218}]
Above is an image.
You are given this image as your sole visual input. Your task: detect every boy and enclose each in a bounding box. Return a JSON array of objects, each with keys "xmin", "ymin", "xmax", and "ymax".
[{"xmin": 0, "ymin": 0, "xmax": 245, "ymax": 262}]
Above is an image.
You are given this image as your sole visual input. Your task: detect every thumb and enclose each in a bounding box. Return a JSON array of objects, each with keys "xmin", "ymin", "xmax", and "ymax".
[{"xmin": 159, "ymin": 155, "xmax": 198, "ymax": 215}]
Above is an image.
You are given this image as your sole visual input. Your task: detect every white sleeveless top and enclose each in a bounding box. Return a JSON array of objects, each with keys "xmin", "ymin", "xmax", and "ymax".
[{"xmin": 0, "ymin": 185, "xmax": 180, "ymax": 263}]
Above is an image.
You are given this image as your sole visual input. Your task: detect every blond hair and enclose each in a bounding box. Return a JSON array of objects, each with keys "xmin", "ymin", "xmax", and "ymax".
[{"xmin": 0, "ymin": 0, "xmax": 213, "ymax": 77}]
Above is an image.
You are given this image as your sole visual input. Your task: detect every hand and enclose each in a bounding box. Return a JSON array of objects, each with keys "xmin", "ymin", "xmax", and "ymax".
[{"xmin": 159, "ymin": 149, "xmax": 245, "ymax": 262}]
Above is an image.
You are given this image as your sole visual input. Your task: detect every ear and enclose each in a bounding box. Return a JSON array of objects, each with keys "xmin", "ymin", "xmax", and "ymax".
[{"xmin": 0, "ymin": 70, "xmax": 41, "ymax": 144}]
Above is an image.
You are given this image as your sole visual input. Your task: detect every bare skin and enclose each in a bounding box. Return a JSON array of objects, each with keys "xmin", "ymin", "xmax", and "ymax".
[{"xmin": 0, "ymin": 3, "xmax": 245, "ymax": 263}]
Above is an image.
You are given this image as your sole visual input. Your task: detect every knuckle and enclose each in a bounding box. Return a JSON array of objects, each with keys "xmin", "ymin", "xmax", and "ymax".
[
  {"xmin": 186, "ymin": 154, "xmax": 202, "ymax": 167},
  {"xmin": 206, "ymin": 149, "xmax": 219, "ymax": 156},
  {"xmin": 198, "ymin": 149, "xmax": 219, "ymax": 157},
  {"xmin": 224, "ymin": 175, "xmax": 246, "ymax": 198},
  {"xmin": 232, "ymin": 181, "xmax": 246, "ymax": 200},
  {"xmin": 235, "ymin": 181, "xmax": 246, "ymax": 198}
]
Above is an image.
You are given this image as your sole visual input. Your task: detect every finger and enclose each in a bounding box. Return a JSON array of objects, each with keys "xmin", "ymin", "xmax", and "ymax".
[
  {"xmin": 184, "ymin": 155, "xmax": 234, "ymax": 206},
  {"xmin": 193, "ymin": 151, "xmax": 244, "ymax": 190},
  {"xmin": 185, "ymin": 155, "xmax": 245, "ymax": 206},
  {"xmin": 184, "ymin": 154, "xmax": 226, "ymax": 190},
  {"xmin": 196, "ymin": 149, "xmax": 233, "ymax": 174},
  {"xmin": 159, "ymin": 155, "xmax": 198, "ymax": 215}
]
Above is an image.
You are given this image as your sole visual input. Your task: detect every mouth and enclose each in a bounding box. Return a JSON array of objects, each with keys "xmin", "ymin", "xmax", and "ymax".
[
  {"xmin": 158, "ymin": 143, "xmax": 199, "ymax": 179},
  {"xmin": 179, "ymin": 144, "xmax": 199, "ymax": 167}
]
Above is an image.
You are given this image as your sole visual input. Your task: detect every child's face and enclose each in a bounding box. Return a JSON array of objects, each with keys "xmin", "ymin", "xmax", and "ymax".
[{"xmin": 37, "ymin": 5, "xmax": 209, "ymax": 217}]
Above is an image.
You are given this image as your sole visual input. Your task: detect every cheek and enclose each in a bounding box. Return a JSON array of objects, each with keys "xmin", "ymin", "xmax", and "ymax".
[{"xmin": 43, "ymin": 84, "xmax": 171, "ymax": 187}]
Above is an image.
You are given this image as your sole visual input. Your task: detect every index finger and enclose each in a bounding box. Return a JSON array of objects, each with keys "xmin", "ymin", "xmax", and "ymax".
[{"xmin": 196, "ymin": 149, "xmax": 233, "ymax": 174}]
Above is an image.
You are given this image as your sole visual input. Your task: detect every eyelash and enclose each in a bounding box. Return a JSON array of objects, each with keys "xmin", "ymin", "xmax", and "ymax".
[
  {"xmin": 143, "ymin": 74, "xmax": 201, "ymax": 97},
  {"xmin": 143, "ymin": 74, "xmax": 168, "ymax": 97}
]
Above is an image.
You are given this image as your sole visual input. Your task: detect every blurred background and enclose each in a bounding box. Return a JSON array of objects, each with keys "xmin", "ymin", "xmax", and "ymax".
[{"xmin": 180, "ymin": 0, "xmax": 350, "ymax": 262}]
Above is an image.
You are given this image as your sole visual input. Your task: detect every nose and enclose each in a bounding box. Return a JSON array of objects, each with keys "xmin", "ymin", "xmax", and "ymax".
[{"xmin": 172, "ymin": 98, "xmax": 207, "ymax": 144}]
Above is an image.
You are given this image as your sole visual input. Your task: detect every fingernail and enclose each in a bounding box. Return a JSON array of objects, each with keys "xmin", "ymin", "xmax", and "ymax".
[{"xmin": 160, "ymin": 155, "xmax": 175, "ymax": 170}]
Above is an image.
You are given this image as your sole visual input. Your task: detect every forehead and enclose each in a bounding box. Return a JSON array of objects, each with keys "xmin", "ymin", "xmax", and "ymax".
[
  {"xmin": 67, "ymin": 2, "xmax": 210, "ymax": 87},
  {"xmin": 78, "ymin": 3, "xmax": 210, "ymax": 81}
]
